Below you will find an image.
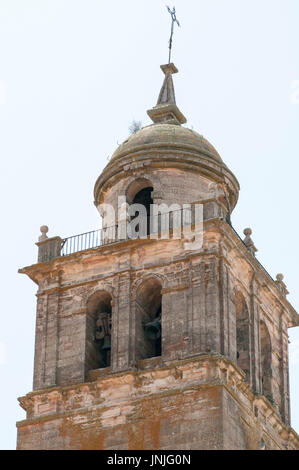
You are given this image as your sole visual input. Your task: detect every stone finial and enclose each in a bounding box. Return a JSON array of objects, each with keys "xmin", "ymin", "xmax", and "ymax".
[
  {"xmin": 147, "ymin": 63, "xmax": 187, "ymax": 125},
  {"xmin": 38, "ymin": 225, "xmax": 49, "ymax": 241},
  {"xmin": 243, "ymin": 228, "xmax": 258, "ymax": 256},
  {"xmin": 275, "ymin": 274, "xmax": 289, "ymax": 296}
]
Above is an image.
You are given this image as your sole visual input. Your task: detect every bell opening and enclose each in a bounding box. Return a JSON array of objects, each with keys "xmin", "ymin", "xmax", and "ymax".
[
  {"xmin": 86, "ymin": 290, "xmax": 113, "ymax": 374},
  {"xmin": 136, "ymin": 278, "xmax": 162, "ymax": 360}
]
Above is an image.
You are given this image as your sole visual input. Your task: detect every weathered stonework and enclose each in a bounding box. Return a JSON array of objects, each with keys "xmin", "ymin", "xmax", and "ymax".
[
  {"xmin": 17, "ymin": 356, "xmax": 299, "ymax": 450},
  {"xmin": 17, "ymin": 63, "xmax": 299, "ymax": 450}
]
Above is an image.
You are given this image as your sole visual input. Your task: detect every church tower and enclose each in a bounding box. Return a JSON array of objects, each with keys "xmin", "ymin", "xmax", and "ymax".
[{"xmin": 17, "ymin": 63, "xmax": 299, "ymax": 450}]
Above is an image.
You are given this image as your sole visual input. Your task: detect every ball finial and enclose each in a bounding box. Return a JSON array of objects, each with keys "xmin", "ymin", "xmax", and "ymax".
[
  {"xmin": 276, "ymin": 273, "xmax": 284, "ymax": 282},
  {"xmin": 39, "ymin": 225, "xmax": 49, "ymax": 241},
  {"xmin": 243, "ymin": 228, "xmax": 252, "ymax": 236}
]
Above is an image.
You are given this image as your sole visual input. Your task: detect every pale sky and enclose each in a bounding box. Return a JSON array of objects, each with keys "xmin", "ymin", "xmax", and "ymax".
[{"xmin": 0, "ymin": 0, "xmax": 298, "ymax": 449}]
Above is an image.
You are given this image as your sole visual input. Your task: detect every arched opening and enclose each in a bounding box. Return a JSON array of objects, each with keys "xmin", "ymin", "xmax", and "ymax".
[
  {"xmin": 260, "ymin": 320, "xmax": 272, "ymax": 400},
  {"xmin": 86, "ymin": 290, "xmax": 112, "ymax": 374},
  {"xmin": 126, "ymin": 178, "xmax": 154, "ymax": 237},
  {"xmin": 133, "ymin": 187, "xmax": 153, "ymax": 216},
  {"xmin": 136, "ymin": 277, "xmax": 162, "ymax": 360},
  {"xmin": 235, "ymin": 291, "xmax": 250, "ymax": 381}
]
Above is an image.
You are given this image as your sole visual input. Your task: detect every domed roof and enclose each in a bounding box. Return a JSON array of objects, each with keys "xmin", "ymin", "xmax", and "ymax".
[
  {"xmin": 111, "ymin": 123, "xmax": 222, "ymax": 162},
  {"xmin": 94, "ymin": 63, "xmax": 239, "ymax": 212}
]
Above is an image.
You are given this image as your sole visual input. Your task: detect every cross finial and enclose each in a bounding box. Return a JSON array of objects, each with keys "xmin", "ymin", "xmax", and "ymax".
[{"xmin": 166, "ymin": 6, "xmax": 180, "ymax": 64}]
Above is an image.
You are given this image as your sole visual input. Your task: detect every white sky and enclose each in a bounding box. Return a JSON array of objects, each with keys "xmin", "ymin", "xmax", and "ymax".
[{"xmin": 0, "ymin": 0, "xmax": 298, "ymax": 449}]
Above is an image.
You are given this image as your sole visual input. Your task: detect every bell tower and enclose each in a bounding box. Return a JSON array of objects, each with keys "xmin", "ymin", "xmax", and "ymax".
[{"xmin": 17, "ymin": 63, "xmax": 299, "ymax": 450}]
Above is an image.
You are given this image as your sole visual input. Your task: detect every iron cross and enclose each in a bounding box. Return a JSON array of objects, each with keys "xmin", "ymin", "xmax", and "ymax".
[{"xmin": 166, "ymin": 6, "xmax": 180, "ymax": 64}]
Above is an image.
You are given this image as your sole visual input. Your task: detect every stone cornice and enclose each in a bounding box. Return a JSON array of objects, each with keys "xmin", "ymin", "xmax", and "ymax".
[
  {"xmin": 17, "ymin": 354, "xmax": 299, "ymax": 449},
  {"xmin": 18, "ymin": 219, "xmax": 220, "ymax": 287},
  {"xmin": 18, "ymin": 218, "xmax": 299, "ymax": 327},
  {"xmin": 94, "ymin": 149, "xmax": 239, "ymax": 209},
  {"xmin": 19, "ymin": 240, "xmax": 220, "ymax": 296}
]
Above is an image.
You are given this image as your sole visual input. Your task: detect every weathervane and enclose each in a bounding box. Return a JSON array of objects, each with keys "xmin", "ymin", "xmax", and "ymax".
[{"xmin": 166, "ymin": 6, "xmax": 180, "ymax": 64}]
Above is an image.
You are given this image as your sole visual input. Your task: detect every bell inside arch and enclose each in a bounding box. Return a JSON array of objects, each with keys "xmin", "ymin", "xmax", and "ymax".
[
  {"xmin": 101, "ymin": 334, "xmax": 111, "ymax": 351},
  {"xmin": 144, "ymin": 304, "xmax": 161, "ymax": 342},
  {"xmin": 144, "ymin": 318, "xmax": 161, "ymax": 340},
  {"xmin": 95, "ymin": 311, "xmax": 112, "ymax": 367}
]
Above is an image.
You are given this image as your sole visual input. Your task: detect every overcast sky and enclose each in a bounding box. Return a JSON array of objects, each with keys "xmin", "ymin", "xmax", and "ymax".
[{"xmin": 0, "ymin": 0, "xmax": 298, "ymax": 449}]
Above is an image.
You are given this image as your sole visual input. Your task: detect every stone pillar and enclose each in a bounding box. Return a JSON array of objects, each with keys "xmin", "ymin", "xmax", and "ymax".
[
  {"xmin": 205, "ymin": 257, "xmax": 221, "ymax": 353},
  {"xmin": 190, "ymin": 260, "xmax": 206, "ymax": 354},
  {"xmin": 228, "ymin": 284, "xmax": 237, "ymax": 362},
  {"xmin": 218, "ymin": 244, "xmax": 231, "ymax": 359},
  {"xmin": 250, "ymin": 275, "xmax": 261, "ymax": 393},
  {"xmin": 33, "ymin": 286, "xmax": 60, "ymax": 390},
  {"xmin": 111, "ymin": 271, "xmax": 132, "ymax": 371},
  {"xmin": 33, "ymin": 294, "xmax": 48, "ymax": 390},
  {"xmin": 56, "ymin": 307, "xmax": 87, "ymax": 386},
  {"xmin": 279, "ymin": 311, "xmax": 290, "ymax": 425},
  {"xmin": 36, "ymin": 226, "xmax": 62, "ymax": 263},
  {"xmin": 189, "ymin": 257, "xmax": 222, "ymax": 356},
  {"xmin": 162, "ymin": 286, "xmax": 189, "ymax": 361}
]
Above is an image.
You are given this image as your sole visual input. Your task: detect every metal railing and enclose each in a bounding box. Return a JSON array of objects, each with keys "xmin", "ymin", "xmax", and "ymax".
[
  {"xmin": 60, "ymin": 209, "xmax": 194, "ymax": 256},
  {"xmin": 61, "ymin": 226, "xmax": 118, "ymax": 256},
  {"xmin": 60, "ymin": 217, "xmax": 276, "ymax": 285}
]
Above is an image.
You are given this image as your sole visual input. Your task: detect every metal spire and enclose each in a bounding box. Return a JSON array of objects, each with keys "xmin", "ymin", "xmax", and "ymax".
[{"xmin": 166, "ymin": 6, "xmax": 180, "ymax": 64}]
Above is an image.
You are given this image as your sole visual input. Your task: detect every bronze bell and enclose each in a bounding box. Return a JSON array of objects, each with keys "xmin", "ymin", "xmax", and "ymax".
[
  {"xmin": 101, "ymin": 335, "xmax": 111, "ymax": 351},
  {"xmin": 144, "ymin": 319, "xmax": 161, "ymax": 341}
]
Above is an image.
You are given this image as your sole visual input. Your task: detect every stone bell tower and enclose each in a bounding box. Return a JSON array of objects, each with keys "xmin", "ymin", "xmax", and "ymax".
[{"xmin": 17, "ymin": 64, "xmax": 299, "ymax": 450}]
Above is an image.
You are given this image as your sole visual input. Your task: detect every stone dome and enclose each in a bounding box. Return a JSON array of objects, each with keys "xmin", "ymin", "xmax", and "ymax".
[
  {"xmin": 94, "ymin": 63, "xmax": 240, "ymax": 211},
  {"xmin": 111, "ymin": 123, "xmax": 222, "ymax": 163}
]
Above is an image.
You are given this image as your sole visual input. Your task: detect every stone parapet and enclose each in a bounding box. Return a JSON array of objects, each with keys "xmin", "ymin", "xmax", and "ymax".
[{"xmin": 36, "ymin": 236, "xmax": 62, "ymax": 263}]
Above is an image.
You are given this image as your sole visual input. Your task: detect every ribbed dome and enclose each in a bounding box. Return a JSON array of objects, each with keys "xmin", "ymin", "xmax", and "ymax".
[{"xmin": 110, "ymin": 123, "xmax": 222, "ymax": 163}]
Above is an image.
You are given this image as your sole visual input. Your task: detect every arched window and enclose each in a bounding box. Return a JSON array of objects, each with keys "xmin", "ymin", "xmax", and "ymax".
[
  {"xmin": 86, "ymin": 291, "xmax": 112, "ymax": 375},
  {"xmin": 260, "ymin": 320, "xmax": 272, "ymax": 400},
  {"xmin": 235, "ymin": 291, "xmax": 250, "ymax": 381},
  {"xmin": 126, "ymin": 178, "xmax": 154, "ymax": 237},
  {"xmin": 133, "ymin": 187, "xmax": 153, "ymax": 219},
  {"xmin": 136, "ymin": 277, "xmax": 162, "ymax": 360}
]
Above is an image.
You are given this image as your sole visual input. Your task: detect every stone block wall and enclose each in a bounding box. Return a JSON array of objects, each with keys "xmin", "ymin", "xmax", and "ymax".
[
  {"xmin": 17, "ymin": 356, "xmax": 299, "ymax": 450},
  {"xmin": 20, "ymin": 219, "xmax": 298, "ymax": 450}
]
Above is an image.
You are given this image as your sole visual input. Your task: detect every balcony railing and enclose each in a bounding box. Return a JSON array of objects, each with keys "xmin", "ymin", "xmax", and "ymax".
[
  {"xmin": 61, "ymin": 208, "xmax": 197, "ymax": 256},
  {"xmin": 60, "ymin": 220, "xmax": 275, "ymax": 287},
  {"xmin": 61, "ymin": 226, "xmax": 118, "ymax": 256}
]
